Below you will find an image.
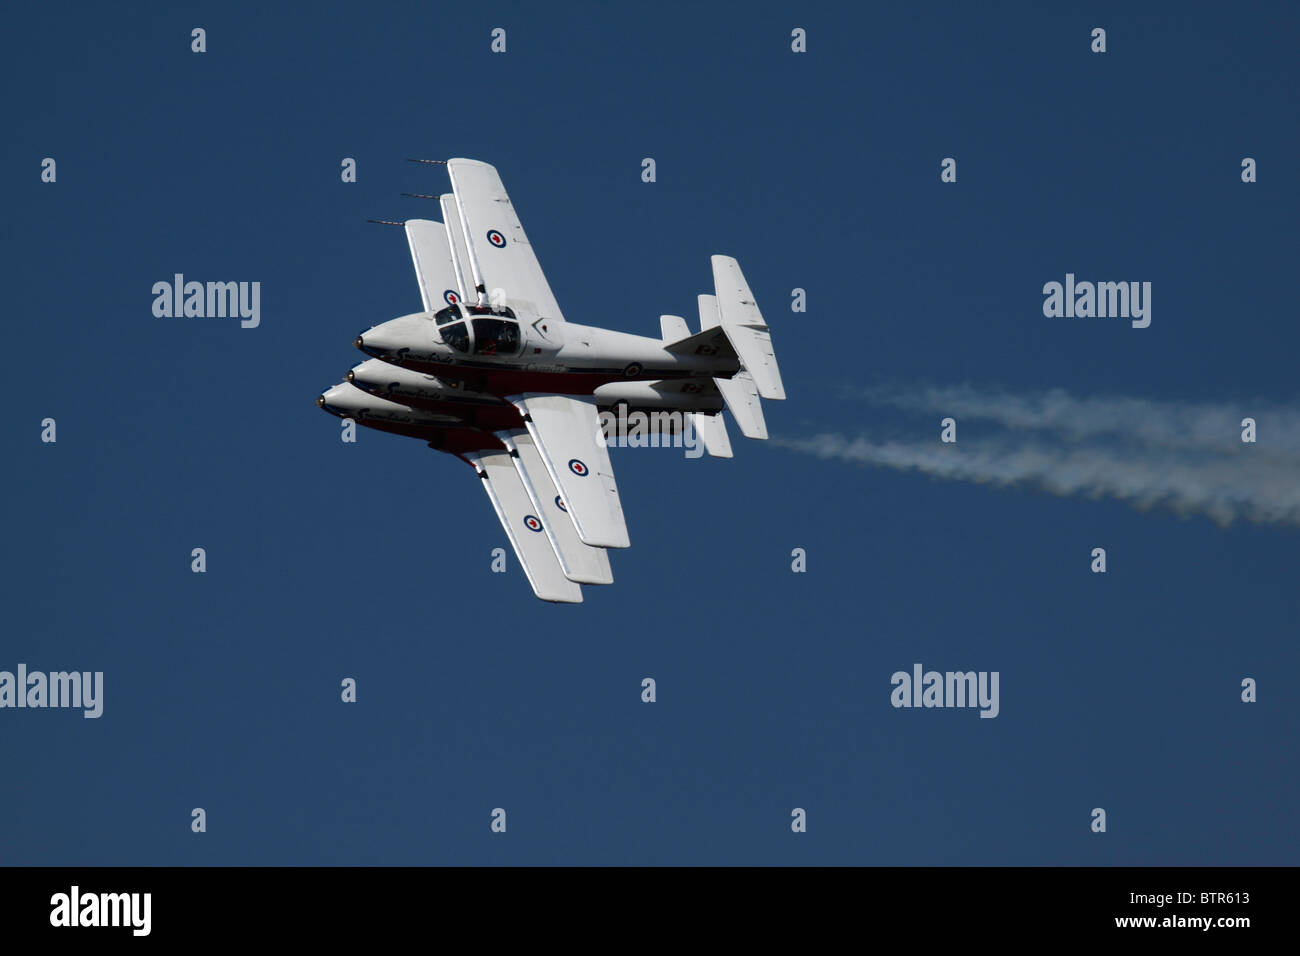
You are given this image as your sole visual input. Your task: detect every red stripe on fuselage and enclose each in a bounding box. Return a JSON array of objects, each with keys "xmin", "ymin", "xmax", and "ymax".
[{"xmin": 394, "ymin": 360, "xmax": 700, "ymax": 396}]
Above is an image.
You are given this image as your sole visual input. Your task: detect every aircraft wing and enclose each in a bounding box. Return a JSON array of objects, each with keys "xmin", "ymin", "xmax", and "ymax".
[
  {"xmin": 497, "ymin": 428, "xmax": 614, "ymax": 585},
  {"xmin": 507, "ymin": 393, "xmax": 630, "ymax": 549},
  {"xmin": 447, "ymin": 158, "xmax": 566, "ymax": 344},
  {"xmin": 463, "ymin": 448, "xmax": 583, "ymax": 604},
  {"xmin": 403, "ymin": 219, "xmax": 460, "ymax": 312},
  {"xmin": 437, "ymin": 194, "xmax": 474, "ymax": 305}
]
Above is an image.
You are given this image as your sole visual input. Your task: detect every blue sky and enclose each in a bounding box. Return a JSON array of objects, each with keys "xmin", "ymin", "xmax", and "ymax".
[{"xmin": 3, "ymin": 1, "xmax": 1297, "ymax": 864}]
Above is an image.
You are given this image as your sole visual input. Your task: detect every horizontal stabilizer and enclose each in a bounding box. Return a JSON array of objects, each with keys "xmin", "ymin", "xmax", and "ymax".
[
  {"xmin": 711, "ymin": 255, "xmax": 785, "ymax": 400},
  {"xmin": 699, "ymin": 293, "xmax": 767, "ymax": 440},
  {"xmin": 688, "ymin": 411, "xmax": 733, "ymax": 458},
  {"xmin": 714, "ymin": 370, "xmax": 767, "ymax": 440}
]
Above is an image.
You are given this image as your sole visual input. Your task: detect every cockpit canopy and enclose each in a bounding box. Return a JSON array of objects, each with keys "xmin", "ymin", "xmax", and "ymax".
[{"xmin": 433, "ymin": 303, "xmax": 521, "ymax": 356}]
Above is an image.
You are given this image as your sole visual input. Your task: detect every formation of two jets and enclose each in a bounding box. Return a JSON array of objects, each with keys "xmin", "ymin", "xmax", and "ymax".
[{"xmin": 316, "ymin": 159, "xmax": 786, "ymax": 602}]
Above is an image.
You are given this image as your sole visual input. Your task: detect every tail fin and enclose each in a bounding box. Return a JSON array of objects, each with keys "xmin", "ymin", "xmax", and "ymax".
[
  {"xmin": 699, "ymin": 294, "xmax": 768, "ymax": 440},
  {"xmin": 710, "ymin": 255, "xmax": 786, "ymax": 401}
]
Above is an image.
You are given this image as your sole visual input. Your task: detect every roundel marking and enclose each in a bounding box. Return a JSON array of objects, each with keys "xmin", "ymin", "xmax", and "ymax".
[
  {"xmin": 624, "ymin": 362, "xmax": 643, "ymax": 378},
  {"xmin": 523, "ymin": 514, "xmax": 543, "ymax": 533},
  {"xmin": 555, "ymin": 495, "xmax": 567, "ymax": 512},
  {"xmin": 487, "ymin": 229, "xmax": 507, "ymax": 248},
  {"xmin": 568, "ymin": 459, "xmax": 589, "ymax": 477},
  {"xmin": 443, "ymin": 289, "xmax": 460, "ymax": 306}
]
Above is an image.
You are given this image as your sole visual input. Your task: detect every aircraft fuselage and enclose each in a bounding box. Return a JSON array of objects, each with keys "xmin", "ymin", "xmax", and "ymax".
[{"xmin": 355, "ymin": 314, "xmax": 738, "ymax": 397}]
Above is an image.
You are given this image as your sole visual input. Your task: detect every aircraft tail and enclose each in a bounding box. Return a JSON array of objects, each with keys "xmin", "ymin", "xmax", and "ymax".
[
  {"xmin": 697, "ymin": 293, "xmax": 769, "ymax": 440},
  {"xmin": 688, "ymin": 410, "xmax": 734, "ymax": 457},
  {"xmin": 654, "ymin": 314, "xmax": 731, "ymax": 457},
  {"xmin": 710, "ymin": 255, "xmax": 786, "ymax": 401},
  {"xmin": 660, "ymin": 257, "xmax": 786, "ymax": 444}
]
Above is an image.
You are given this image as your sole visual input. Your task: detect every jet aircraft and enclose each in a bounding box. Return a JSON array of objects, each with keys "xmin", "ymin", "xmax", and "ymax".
[{"xmin": 317, "ymin": 159, "xmax": 785, "ymax": 602}]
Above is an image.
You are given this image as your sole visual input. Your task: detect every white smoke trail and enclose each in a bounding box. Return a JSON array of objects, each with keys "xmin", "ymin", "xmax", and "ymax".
[
  {"xmin": 854, "ymin": 384, "xmax": 1300, "ymax": 456},
  {"xmin": 778, "ymin": 387, "xmax": 1300, "ymax": 528}
]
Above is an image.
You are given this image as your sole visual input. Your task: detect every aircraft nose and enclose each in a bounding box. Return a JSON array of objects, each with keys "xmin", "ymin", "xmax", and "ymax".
[
  {"xmin": 316, "ymin": 383, "xmax": 358, "ymax": 417},
  {"xmin": 354, "ymin": 332, "xmax": 392, "ymax": 359},
  {"xmin": 354, "ymin": 316, "xmax": 425, "ymax": 359}
]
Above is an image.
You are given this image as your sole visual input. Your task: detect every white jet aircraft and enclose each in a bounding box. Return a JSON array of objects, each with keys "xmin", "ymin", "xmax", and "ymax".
[{"xmin": 317, "ymin": 158, "xmax": 785, "ymax": 602}]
